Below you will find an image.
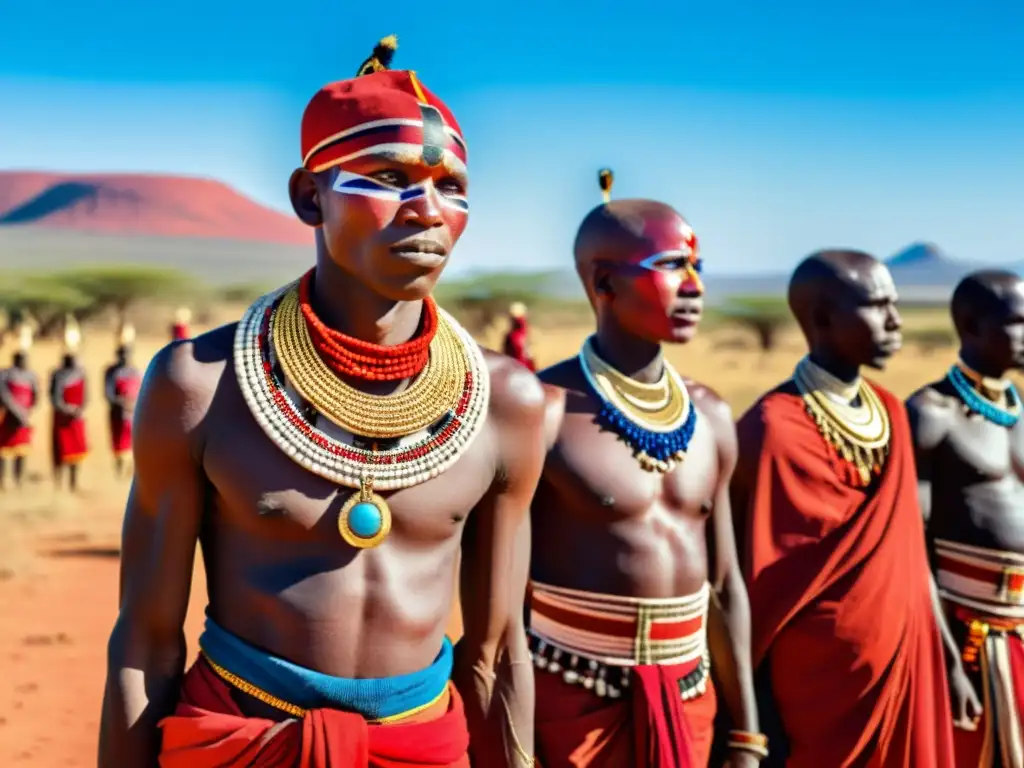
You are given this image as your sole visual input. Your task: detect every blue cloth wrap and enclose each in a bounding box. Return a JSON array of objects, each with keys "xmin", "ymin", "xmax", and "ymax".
[{"xmin": 199, "ymin": 617, "xmax": 453, "ymax": 721}]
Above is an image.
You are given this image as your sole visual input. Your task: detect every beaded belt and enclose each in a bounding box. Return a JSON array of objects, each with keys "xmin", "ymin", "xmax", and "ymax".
[
  {"xmin": 528, "ymin": 581, "xmax": 710, "ymax": 700},
  {"xmin": 936, "ymin": 539, "xmax": 1024, "ymax": 618}
]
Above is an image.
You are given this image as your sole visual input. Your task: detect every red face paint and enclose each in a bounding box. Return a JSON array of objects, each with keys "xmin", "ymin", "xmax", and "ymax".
[{"xmin": 603, "ymin": 214, "xmax": 704, "ymax": 344}]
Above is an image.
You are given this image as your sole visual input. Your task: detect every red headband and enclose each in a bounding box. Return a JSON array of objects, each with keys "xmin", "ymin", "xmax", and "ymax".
[{"xmin": 301, "ymin": 63, "xmax": 466, "ymax": 174}]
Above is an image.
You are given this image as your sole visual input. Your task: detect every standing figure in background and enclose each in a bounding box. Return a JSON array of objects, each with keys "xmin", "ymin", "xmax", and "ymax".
[
  {"xmin": 529, "ymin": 169, "xmax": 762, "ymax": 767},
  {"xmin": 731, "ymin": 250, "xmax": 957, "ymax": 767},
  {"xmin": 503, "ymin": 302, "xmax": 536, "ymax": 371},
  {"xmin": 104, "ymin": 322, "xmax": 142, "ymax": 478},
  {"xmin": 50, "ymin": 315, "xmax": 89, "ymax": 492},
  {"xmin": 171, "ymin": 306, "xmax": 191, "ymax": 341},
  {"xmin": 0, "ymin": 324, "xmax": 39, "ymax": 490},
  {"xmin": 906, "ymin": 270, "xmax": 1024, "ymax": 767}
]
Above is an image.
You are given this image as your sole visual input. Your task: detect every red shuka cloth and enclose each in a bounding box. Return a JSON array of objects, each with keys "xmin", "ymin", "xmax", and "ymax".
[
  {"xmin": 172, "ymin": 322, "xmax": 190, "ymax": 341},
  {"xmin": 533, "ymin": 660, "xmax": 716, "ymax": 767},
  {"xmin": 158, "ymin": 658, "xmax": 470, "ymax": 768},
  {"xmin": 52, "ymin": 376, "xmax": 87, "ymax": 464},
  {"xmin": 736, "ymin": 383, "xmax": 955, "ymax": 767},
  {"xmin": 502, "ymin": 319, "xmax": 535, "ymax": 372},
  {"xmin": 0, "ymin": 377, "xmax": 34, "ymax": 453},
  {"xmin": 109, "ymin": 370, "xmax": 140, "ymax": 454}
]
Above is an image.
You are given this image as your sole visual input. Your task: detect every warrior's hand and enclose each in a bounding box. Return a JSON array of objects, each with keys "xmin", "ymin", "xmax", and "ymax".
[{"xmin": 950, "ymin": 663, "xmax": 983, "ymax": 731}]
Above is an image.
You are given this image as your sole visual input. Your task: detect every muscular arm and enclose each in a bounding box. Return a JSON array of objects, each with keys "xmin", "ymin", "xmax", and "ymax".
[
  {"xmin": 906, "ymin": 392, "xmax": 980, "ymax": 728},
  {"xmin": 701, "ymin": 396, "xmax": 760, "ymax": 758},
  {"xmin": 98, "ymin": 343, "xmax": 209, "ymax": 766},
  {"xmin": 453, "ymin": 360, "xmax": 546, "ymax": 767},
  {"xmin": 104, "ymin": 367, "xmax": 118, "ymax": 408}
]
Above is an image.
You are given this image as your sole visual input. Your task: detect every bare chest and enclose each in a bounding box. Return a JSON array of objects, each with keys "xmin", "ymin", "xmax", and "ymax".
[
  {"xmin": 942, "ymin": 409, "xmax": 1024, "ymax": 484},
  {"xmin": 542, "ymin": 396, "xmax": 719, "ymax": 521},
  {"xmin": 202, "ymin": 381, "xmax": 495, "ymax": 551}
]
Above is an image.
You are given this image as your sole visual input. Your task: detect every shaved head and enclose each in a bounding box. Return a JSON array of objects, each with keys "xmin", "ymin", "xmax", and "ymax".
[
  {"xmin": 572, "ymin": 198, "xmax": 704, "ymax": 344},
  {"xmin": 788, "ymin": 249, "xmax": 892, "ymax": 333},
  {"xmin": 574, "ymin": 199, "xmax": 686, "ymax": 282},
  {"xmin": 951, "ymin": 270, "xmax": 1024, "ymax": 336},
  {"xmin": 787, "ymin": 248, "xmax": 903, "ymax": 373}
]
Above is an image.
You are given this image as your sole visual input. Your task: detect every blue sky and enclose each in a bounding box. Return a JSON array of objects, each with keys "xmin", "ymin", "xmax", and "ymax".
[{"xmin": 1, "ymin": 1, "xmax": 1022, "ymax": 274}]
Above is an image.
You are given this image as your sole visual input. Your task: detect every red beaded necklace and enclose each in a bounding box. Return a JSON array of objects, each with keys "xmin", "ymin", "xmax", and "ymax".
[{"xmin": 297, "ymin": 270, "xmax": 437, "ymax": 382}]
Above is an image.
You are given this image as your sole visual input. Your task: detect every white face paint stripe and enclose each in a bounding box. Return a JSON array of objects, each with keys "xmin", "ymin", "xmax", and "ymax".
[
  {"xmin": 637, "ymin": 249, "xmax": 694, "ymax": 270},
  {"xmin": 331, "ymin": 170, "xmax": 469, "ymax": 213}
]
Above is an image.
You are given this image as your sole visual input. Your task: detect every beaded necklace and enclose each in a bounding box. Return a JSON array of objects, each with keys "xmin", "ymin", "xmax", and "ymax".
[
  {"xmin": 235, "ymin": 282, "xmax": 489, "ymax": 549},
  {"xmin": 793, "ymin": 357, "xmax": 891, "ymax": 487},
  {"xmin": 297, "ymin": 270, "xmax": 435, "ymax": 382},
  {"xmin": 577, "ymin": 337, "xmax": 697, "ymax": 473},
  {"xmin": 947, "ymin": 361, "xmax": 1021, "ymax": 428}
]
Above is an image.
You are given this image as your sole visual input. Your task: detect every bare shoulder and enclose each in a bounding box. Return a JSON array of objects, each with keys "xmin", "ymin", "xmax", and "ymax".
[
  {"xmin": 905, "ymin": 380, "xmax": 955, "ymax": 447},
  {"xmin": 684, "ymin": 377, "xmax": 733, "ymax": 427},
  {"xmin": 137, "ymin": 322, "xmax": 237, "ymax": 434},
  {"xmin": 481, "ymin": 348, "xmax": 547, "ymax": 425}
]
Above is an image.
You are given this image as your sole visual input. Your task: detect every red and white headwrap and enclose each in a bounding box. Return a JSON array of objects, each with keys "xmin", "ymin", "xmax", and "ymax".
[{"xmin": 300, "ymin": 36, "xmax": 467, "ymax": 175}]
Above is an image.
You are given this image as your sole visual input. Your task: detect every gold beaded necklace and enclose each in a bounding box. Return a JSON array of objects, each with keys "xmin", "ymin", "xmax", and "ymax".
[
  {"xmin": 272, "ymin": 287, "xmax": 464, "ymax": 439},
  {"xmin": 793, "ymin": 357, "xmax": 891, "ymax": 486}
]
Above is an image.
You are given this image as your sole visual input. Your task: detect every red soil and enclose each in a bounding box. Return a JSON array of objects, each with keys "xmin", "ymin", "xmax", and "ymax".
[{"xmin": 0, "ymin": 171, "xmax": 312, "ymax": 245}]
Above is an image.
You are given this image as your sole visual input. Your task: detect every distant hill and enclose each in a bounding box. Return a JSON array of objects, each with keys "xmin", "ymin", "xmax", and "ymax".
[{"xmin": 0, "ymin": 171, "xmax": 312, "ymax": 245}]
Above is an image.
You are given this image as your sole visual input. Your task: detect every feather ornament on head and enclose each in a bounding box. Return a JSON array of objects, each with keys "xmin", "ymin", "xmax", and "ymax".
[
  {"xmin": 118, "ymin": 321, "xmax": 136, "ymax": 348},
  {"xmin": 175, "ymin": 306, "xmax": 192, "ymax": 324},
  {"xmin": 598, "ymin": 168, "xmax": 614, "ymax": 203},
  {"xmin": 16, "ymin": 323, "xmax": 33, "ymax": 353},
  {"xmin": 63, "ymin": 314, "xmax": 81, "ymax": 353},
  {"xmin": 509, "ymin": 302, "xmax": 527, "ymax": 319}
]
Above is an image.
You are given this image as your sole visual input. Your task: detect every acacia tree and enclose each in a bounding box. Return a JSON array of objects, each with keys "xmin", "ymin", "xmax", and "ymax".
[{"xmin": 718, "ymin": 296, "xmax": 793, "ymax": 353}]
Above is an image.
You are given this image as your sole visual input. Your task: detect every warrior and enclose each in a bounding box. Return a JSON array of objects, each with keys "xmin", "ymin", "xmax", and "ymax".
[
  {"xmin": 171, "ymin": 306, "xmax": 191, "ymax": 341},
  {"xmin": 731, "ymin": 249, "xmax": 957, "ymax": 767},
  {"xmin": 99, "ymin": 37, "xmax": 545, "ymax": 768},
  {"xmin": 104, "ymin": 322, "xmax": 142, "ymax": 478},
  {"xmin": 502, "ymin": 302, "xmax": 535, "ymax": 371},
  {"xmin": 50, "ymin": 315, "xmax": 88, "ymax": 492},
  {"xmin": 906, "ymin": 269, "xmax": 1024, "ymax": 767},
  {"xmin": 0, "ymin": 324, "xmax": 39, "ymax": 490},
  {"xmin": 528, "ymin": 169, "xmax": 762, "ymax": 767}
]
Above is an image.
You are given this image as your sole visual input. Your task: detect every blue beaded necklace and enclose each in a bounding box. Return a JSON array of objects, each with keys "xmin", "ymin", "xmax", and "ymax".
[
  {"xmin": 947, "ymin": 364, "xmax": 1021, "ymax": 428},
  {"xmin": 578, "ymin": 339, "xmax": 698, "ymax": 472}
]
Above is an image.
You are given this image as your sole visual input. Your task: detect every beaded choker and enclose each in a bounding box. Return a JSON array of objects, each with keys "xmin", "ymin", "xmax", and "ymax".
[
  {"xmin": 297, "ymin": 270, "xmax": 436, "ymax": 382},
  {"xmin": 235, "ymin": 281, "xmax": 489, "ymax": 549},
  {"xmin": 793, "ymin": 357, "xmax": 891, "ymax": 487},
  {"xmin": 578, "ymin": 337, "xmax": 697, "ymax": 473},
  {"xmin": 947, "ymin": 361, "xmax": 1020, "ymax": 428}
]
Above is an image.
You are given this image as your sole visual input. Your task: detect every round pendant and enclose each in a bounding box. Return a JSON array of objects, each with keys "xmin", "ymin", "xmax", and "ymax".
[{"xmin": 338, "ymin": 477, "xmax": 392, "ymax": 549}]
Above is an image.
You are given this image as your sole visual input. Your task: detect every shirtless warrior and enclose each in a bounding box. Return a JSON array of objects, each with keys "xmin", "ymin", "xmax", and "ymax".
[
  {"xmin": 529, "ymin": 169, "xmax": 763, "ymax": 767},
  {"xmin": 907, "ymin": 269, "xmax": 1024, "ymax": 767},
  {"xmin": 99, "ymin": 37, "xmax": 545, "ymax": 767},
  {"xmin": 0, "ymin": 324, "xmax": 39, "ymax": 490}
]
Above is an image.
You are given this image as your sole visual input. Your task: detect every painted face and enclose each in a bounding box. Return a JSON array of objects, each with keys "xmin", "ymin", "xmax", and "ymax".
[
  {"xmin": 315, "ymin": 105, "xmax": 470, "ymax": 301},
  {"xmin": 829, "ymin": 262, "xmax": 903, "ymax": 370},
  {"xmin": 601, "ymin": 214, "xmax": 704, "ymax": 344}
]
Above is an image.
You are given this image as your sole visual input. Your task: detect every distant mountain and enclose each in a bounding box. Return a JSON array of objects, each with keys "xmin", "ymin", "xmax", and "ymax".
[{"xmin": 0, "ymin": 171, "xmax": 312, "ymax": 245}]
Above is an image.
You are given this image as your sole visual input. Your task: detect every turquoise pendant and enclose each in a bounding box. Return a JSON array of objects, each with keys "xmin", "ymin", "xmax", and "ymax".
[{"xmin": 338, "ymin": 476, "xmax": 392, "ymax": 549}]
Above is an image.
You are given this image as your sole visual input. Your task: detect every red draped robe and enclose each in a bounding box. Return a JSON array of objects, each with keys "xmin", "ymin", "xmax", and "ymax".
[
  {"xmin": 735, "ymin": 382, "xmax": 955, "ymax": 767},
  {"xmin": 172, "ymin": 322, "xmax": 190, "ymax": 341},
  {"xmin": 0, "ymin": 376, "xmax": 35, "ymax": 456},
  {"xmin": 534, "ymin": 663, "xmax": 716, "ymax": 768},
  {"xmin": 52, "ymin": 375, "xmax": 87, "ymax": 465},
  {"xmin": 159, "ymin": 658, "xmax": 471, "ymax": 768},
  {"xmin": 502, "ymin": 317, "xmax": 535, "ymax": 372},
  {"xmin": 109, "ymin": 368, "xmax": 140, "ymax": 455}
]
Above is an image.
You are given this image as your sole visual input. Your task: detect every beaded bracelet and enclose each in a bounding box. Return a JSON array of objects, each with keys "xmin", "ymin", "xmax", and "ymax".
[{"xmin": 727, "ymin": 730, "xmax": 769, "ymax": 759}]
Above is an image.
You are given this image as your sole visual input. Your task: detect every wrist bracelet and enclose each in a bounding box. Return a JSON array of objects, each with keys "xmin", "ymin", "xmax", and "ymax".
[{"xmin": 728, "ymin": 730, "xmax": 769, "ymax": 759}]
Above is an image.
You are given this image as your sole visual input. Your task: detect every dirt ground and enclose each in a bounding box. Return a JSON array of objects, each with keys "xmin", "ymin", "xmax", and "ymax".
[{"xmin": 0, "ymin": 312, "xmax": 981, "ymax": 765}]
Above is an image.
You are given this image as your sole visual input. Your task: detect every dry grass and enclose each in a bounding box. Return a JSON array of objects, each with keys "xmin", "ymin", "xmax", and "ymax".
[{"xmin": 0, "ymin": 304, "xmax": 1000, "ymax": 571}]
